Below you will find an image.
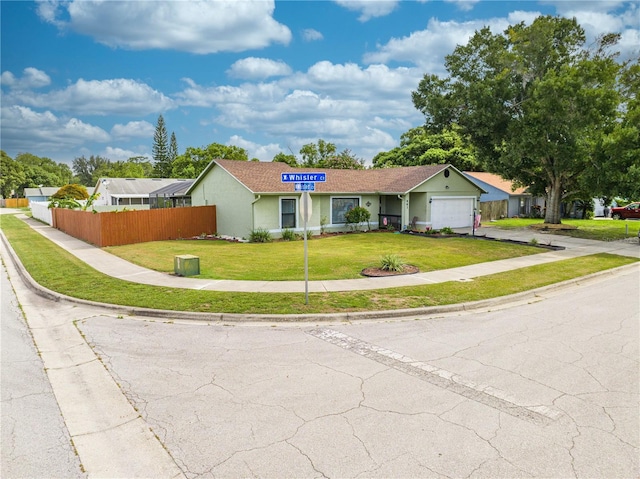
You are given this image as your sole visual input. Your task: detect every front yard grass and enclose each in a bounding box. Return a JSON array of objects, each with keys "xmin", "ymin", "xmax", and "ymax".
[
  {"xmin": 488, "ymin": 218, "xmax": 640, "ymax": 241},
  {"xmin": 1, "ymin": 214, "xmax": 637, "ymax": 315},
  {"xmin": 104, "ymin": 233, "xmax": 545, "ymax": 281}
]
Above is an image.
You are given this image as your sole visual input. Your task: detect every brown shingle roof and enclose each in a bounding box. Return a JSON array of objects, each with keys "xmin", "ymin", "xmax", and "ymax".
[{"xmin": 212, "ymin": 159, "xmax": 450, "ymax": 194}]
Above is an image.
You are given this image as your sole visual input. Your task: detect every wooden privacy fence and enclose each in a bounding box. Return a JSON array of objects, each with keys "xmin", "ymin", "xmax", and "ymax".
[
  {"xmin": 479, "ymin": 200, "xmax": 508, "ymax": 221},
  {"xmin": 3, "ymin": 198, "xmax": 29, "ymax": 208},
  {"xmin": 51, "ymin": 206, "xmax": 216, "ymax": 247}
]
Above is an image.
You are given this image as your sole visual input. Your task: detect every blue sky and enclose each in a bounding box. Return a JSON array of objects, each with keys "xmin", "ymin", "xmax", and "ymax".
[{"xmin": 1, "ymin": 1, "xmax": 638, "ymax": 167}]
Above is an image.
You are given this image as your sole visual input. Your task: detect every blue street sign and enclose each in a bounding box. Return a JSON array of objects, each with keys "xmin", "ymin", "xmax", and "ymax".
[
  {"xmin": 294, "ymin": 182, "xmax": 315, "ymax": 191},
  {"xmin": 281, "ymin": 172, "xmax": 326, "ymax": 183}
]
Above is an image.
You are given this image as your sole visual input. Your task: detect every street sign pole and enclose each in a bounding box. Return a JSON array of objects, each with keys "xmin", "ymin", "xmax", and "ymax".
[
  {"xmin": 303, "ymin": 192, "xmax": 309, "ymax": 305},
  {"xmin": 283, "ymin": 173, "xmax": 324, "ymax": 305}
]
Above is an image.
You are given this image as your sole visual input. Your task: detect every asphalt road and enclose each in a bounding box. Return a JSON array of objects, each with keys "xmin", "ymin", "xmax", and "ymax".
[
  {"xmin": 1, "ymin": 220, "xmax": 638, "ymax": 478},
  {"xmin": 77, "ymin": 268, "xmax": 638, "ymax": 478}
]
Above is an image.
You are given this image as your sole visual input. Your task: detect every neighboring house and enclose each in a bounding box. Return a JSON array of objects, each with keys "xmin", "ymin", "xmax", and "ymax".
[
  {"xmin": 463, "ymin": 172, "xmax": 544, "ymax": 218},
  {"xmin": 24, "ymin": 187, "xmax": 61, "ymax": 204},
  {"xmin": 187, "ymin": 159, "xmax": 485, "ymax": 239},
  {"xmin": 149, "ymin": 180, "xmax": 194, "ymax": 209},
  {"xmin": 93, "ymin": 178, "xmax": 180, "ymax": 207}
]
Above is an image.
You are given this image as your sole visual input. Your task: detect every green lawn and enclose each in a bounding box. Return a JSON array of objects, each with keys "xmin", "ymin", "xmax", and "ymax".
[
  {"xmin": 104, "ymin": 233, "xmax": 544, "ymax": 280},
  {"xmin": 487, "ymin": 218, "xmax": 640, "ymax": 241},
  {"xmin": 1, "ymin": 213, "xmax": 637, "ymax": 315}
]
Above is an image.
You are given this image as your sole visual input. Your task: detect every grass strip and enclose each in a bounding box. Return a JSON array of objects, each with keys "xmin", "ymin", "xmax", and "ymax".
[
  {"xmin": 104, "ymin": 231, "xmax": 544, "ymax": 281},
  {"xmin": 1, "ymin": 214, "xmax": 637, "ymax": 315},
  {"xmin": 489, "ymin": 218, "xmax": 640, "ymax": 241}
]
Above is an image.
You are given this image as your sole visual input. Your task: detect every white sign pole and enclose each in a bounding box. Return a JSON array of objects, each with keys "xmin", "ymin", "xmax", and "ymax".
[{"xmin": 301, "ymin": 192, "xmax": 310, "ymax": 304}]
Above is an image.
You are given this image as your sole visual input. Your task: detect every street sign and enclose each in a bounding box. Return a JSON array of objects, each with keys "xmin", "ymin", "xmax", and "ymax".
[
  {"xmin": 299, "ymin": 191, "xmax": 312, "ymax": 222},
  {"xmin": 294, "ymin": 182, "xmax": 315, "ymax": 191},
  {"xmin": 281, "ymin": 172, "xmax": 326, "ymax": 183}
]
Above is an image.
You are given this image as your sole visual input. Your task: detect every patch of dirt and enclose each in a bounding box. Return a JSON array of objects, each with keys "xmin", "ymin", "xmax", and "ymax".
[
  {"xmin": 361, "ymin": 265, "xmax": 420, "ymax": 277},
  {"xmin": 529, "ymin": 223, "xmax": 578, "ymax": 231}
]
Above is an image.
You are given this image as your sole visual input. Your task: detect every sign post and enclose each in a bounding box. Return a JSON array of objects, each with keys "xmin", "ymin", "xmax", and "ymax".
[
  {"xmin": 300, "ymin": 191, "xmax": 312, "ymax": 304},
  {"xmin": 282, "ymin": 172, "xmax": 325, "ymax": 305}
]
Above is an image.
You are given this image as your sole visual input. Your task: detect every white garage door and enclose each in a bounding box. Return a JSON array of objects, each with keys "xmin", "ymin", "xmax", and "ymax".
[{"xmin": 431, "ymin": 197, "xmax": 475, "ymax": 229}]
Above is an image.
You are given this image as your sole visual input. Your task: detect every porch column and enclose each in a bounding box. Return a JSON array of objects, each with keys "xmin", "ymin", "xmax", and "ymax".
[{"xmin": 400, "ymin": 194, "xmax": 410, "ymax": 230}]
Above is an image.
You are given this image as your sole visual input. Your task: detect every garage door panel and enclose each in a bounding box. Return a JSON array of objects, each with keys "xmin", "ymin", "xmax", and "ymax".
[{"xmin": 431, "ymin": 198, "xmax": 474, "ymax": 229}]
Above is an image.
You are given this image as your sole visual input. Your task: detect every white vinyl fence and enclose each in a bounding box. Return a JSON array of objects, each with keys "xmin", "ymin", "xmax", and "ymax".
[{"xmin": 30, "ymin": 201, "xmax": 53, "ymax": 225}]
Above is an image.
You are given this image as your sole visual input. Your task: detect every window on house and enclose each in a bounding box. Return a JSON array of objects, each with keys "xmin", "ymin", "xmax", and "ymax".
[
  {"xmin": 281, "ymin": 198, "xmax": 296, "ymax": 228},
  {"xmin": 331, "ymin": 197, "xmax": 359, "ymax": 224}
]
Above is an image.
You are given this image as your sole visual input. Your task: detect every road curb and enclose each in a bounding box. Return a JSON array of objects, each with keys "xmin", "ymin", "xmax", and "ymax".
[{"xmin": 1, "ymin": 229, "xmax": 637, "ymax": 322}]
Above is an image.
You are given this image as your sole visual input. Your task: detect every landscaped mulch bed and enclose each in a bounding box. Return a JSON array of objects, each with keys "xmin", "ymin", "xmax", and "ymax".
[{"xmin": 361, "ymin": 265, "xmax": 420, "ymax": 277}]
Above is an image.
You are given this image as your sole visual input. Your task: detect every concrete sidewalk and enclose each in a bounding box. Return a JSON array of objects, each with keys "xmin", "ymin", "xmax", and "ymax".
[{"xmin": 18, "ymin": 214, "xmax": 640, "ymax": 293}]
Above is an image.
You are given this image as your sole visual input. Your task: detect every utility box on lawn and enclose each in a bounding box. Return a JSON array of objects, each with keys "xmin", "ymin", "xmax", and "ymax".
[{"xmin": 174, "ymin": 255, "xmax": 200, "ymax": 276}]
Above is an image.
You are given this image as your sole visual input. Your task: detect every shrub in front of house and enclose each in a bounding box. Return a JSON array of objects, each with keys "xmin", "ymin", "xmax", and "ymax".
[
  {"xmin": 281, "ymin": 229, "xmax": 296, "ymax": 241},
  {"xmin": 249, "ymin": 228, "xmax": 272, "ymax": 243},
  {"xmin": 344, "ymin": 206, "xmax": 371, "ymax": 231}
]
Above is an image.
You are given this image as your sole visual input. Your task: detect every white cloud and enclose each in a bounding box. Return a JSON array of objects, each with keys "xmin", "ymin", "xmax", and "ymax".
[
  {"xmin": 547, "ymin": 2, "xmax": 640, "ymax": 60},
  {"xmin": 0, "ymin": 71, "xmax": 16, "ymax": 87},
  {"xmin": 333, "ymin": 0, "xmax": 399, "ymax": 22},
  {"xmin": 227, "ymin": 58, "xmax": 292, "ymax": 80},
  {"xmin": 111, "ymin": 121, "xmax": 155, "ymax": 139},
  {"xmin": 228, "ymin": 135, "xmax": 282, "ymax": 161},
  {"xmin": 37, "ymin": 0, "xmax": 291, "ymax": 54},
  {"xmin": 302, "ymin": 29, "xmax": 324, "ymax": 42},
  {"xmin": 444, "ymin": 0, "xmax": 480, "ymax": 12},
  {"xmin": 293, "ymin": 62, "xmax": 421, "ymax": 98},
  {"xmin": 0, "ymin": 105, "xmax": 110, "ymax": 156},
  {"xmin": 177, "ymin": 61, "xmax": 422, "ymax": 123},
  {"xmin": 1, "ymin": 68, "xmax": 51, "ymax": 90},
  {"xmin": 9, "ymin": 78, "xmax": 174, "ymax": 116},
  {"xmin": 364, "ymin": 17, "xmax": 510, "ymax": 74},
  {"xmin": 102, "ymin": 146, "xmax": 149, "ymax": 162},
  {"xmin": 506, "ymin": 10, "xmax": 543, "ymax": 26},
  {"xmin": 175, "ymin": 57, "xmax": 424, "ymax": 161}
]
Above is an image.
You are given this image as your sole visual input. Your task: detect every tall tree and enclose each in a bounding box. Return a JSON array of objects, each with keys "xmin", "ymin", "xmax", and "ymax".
[
  {"xmin": 299, "ymin": 139, "xmax": 337, "ymax": 167},
  {"xmin": 127, "ymin": 156, "xmax": 154, "ymax": 178},
  {"xmin": 171, "ymin": 143, "xmax": 249, "ymax": 178},
  {"xmin": 372, "ymin": 126, "xmax": 478, "ymax": 170},
  {"xmin": 412, "ymin": 16, "xmax": 624, "ymax": 224},
  {"xmin": 272, "ymin": 152, "xmax": 298, "ymax": 167},
  {"xmin": 152, "ymin": 114, "xmax": 171, "ymax": 177},
  {"xmin": 2, "ymin": 152, "xmax": 73, "ymax": 196},
  {"xmin": 72, "ymin": 155, "xmax": 110, "ymax": 186},
  {"xmin": 169, "ymin": 132, "xmax": 179, "ymax": 164},
  {"xmin": 322, "ymin": 149, "xmax": 365, "ymax": 169},
  {"xmin": 0, "ymin": 151, "xmax": 26, "ymax": 198},
  {"xmin": 581, "ymin": 62, "xmax": 640, "ymax": 202}
]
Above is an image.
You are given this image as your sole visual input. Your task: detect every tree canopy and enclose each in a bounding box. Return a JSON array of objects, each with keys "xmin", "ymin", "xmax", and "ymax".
[
  {"xmin": 0, "ymin": 151, "xmax": 73, "ymax": 197},
  {"xmin": 171, "ymin": 143, "xmax": 249, "ymax": 179},
  {"xmin": 272, "ymin": 140, "xmax": 365, "ymax": 169},
  {"xmin": 412, "ymin": 16, "xmax": 631, "ymax": 223},
  {"xmin": 72, "ymin": 155, "xmax": 153, "ymax": 185},
  {"xmin": 372, "ymin": 126, "xmax": 478, "ymax": 170},
  {"xmin": 51, "ymin": 184, "xmax": 89, "ymax": 200}
]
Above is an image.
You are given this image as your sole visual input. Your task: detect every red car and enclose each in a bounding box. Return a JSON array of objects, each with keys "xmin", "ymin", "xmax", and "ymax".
[{"xmin": 611, "ymin": 202, "xmax": 640, "ymax": 220}]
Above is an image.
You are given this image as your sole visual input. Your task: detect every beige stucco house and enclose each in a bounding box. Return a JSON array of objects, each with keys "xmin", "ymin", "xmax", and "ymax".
[{"xmin": 187, "ymin": 159, "xmax": 485, "ymax": 239}]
